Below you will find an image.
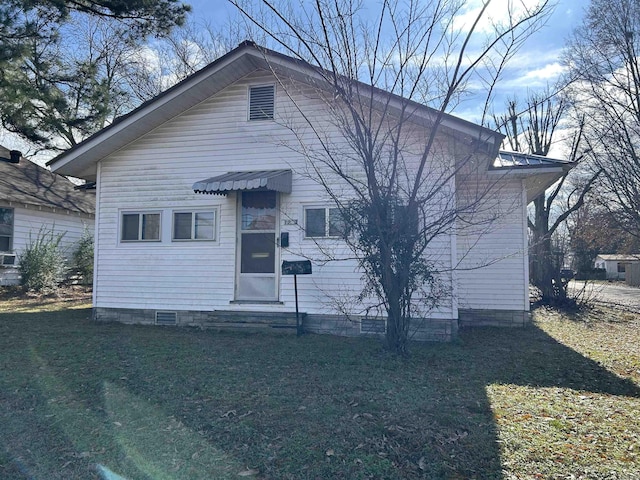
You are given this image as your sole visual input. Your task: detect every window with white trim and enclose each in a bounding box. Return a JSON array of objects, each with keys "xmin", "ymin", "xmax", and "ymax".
[
  {"xmin": 121, "ymin": 212, "xmax": 161, "ymax": 242},
  {"xmin": 249, "ymin": 85, "xmax": 275, "ymax": 120},
  {"xmin": 304, "ymin": 207, "xmax": 346, "ymax": 238},
  {"xmin": 172, "ymin": 210, "xmax": 216, "ymax": 241},
  {"xmin": 0, "ymin": 207, "xmax": 13, "ymax": 252}
]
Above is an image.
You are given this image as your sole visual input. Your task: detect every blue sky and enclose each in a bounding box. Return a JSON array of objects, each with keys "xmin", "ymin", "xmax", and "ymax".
[
  {"xmin": 0, "ymin": 1, "xmax": 588, "ymax": 159},
  {"xmin": 189, "ymin": 0, "xmax": 587, "ymax": 122}
]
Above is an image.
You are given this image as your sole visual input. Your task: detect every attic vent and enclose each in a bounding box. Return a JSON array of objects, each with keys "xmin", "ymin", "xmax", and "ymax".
[
  {"xmin": 155, "ymin": 311, "xmax": 177, "ymax": 326},
  {"xmin": 360, "ymin": 318, "xmax": 386, "ymax": 335},
  {"xmin": 249, "ymin": 85, "xmax": 275, "ymax": 120}
]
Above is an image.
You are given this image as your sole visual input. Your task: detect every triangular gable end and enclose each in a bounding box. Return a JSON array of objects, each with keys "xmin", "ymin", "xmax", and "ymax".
[{"xmin": 48, "ymin": 41, "xmax": 504, "ymax": 180}]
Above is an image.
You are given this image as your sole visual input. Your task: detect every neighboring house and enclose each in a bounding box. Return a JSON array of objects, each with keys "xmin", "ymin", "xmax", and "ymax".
[
  {"xmin": 48, "ymin": 42, "xmax": 571, "ymax": 340},
  {"xmin": 0, "ymin": 146, "xmax": 95, "ymax": 286},
  {"xmin": 594, "ymin": 254, "xmax": 640, "ymax": 281}
]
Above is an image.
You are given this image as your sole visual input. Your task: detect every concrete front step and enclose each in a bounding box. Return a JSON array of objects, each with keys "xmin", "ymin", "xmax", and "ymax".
[{"xmin": 202, "ymin": 310, "xmax": 305, "ymax": 333}]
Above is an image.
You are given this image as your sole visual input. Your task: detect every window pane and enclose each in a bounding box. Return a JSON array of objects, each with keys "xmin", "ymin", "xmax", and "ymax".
[
  {"xmin": 122, "ymin": 214, "xmax": 140, "ymax": 241},
  {"xmin": 142, "ymin": 214, "xmax": 160, "ymax": 240},
  {"xmin": 195, "ymin": 212, "xmax": 215, "ymax": 240},
  {"xmin": 242, "ymin": 191, "xmax": 276, "ymax": 230},
  {"xmin": 0, "ymin": 208, "xmax": 13, "ymax": 226},
  {"xmin": 305, "ymin": 208, "xmax": 326, "ymax": 237},
  {"xmin": 0, "ymin": 236, "xmax": 10, "ymax": 251},
  {"xmin": 329, "ymin": 208, "xmax": 346, "ymax": 237},
  {"xmin": 174, "ymin": 213, "xmax": 192, "ymax": 240}
]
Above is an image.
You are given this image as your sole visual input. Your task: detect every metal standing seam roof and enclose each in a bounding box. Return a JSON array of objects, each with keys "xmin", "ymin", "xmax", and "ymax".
[
  {"xmin": 492, "ymin": 150, "xmax": 572, "ymax": 169},
  {"xmin": 192, "ymin": 169, "xmax": 293, "ymax": 195}
]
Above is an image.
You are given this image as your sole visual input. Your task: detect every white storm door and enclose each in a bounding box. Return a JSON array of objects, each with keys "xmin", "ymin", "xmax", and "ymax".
[{"xmin": 236, "ymin": 190, "xmax": 279, "ymax": 300}]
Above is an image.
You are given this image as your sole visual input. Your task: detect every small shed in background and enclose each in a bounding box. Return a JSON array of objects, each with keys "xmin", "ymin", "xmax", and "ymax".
[{"xmin": 594, "ymin": 254, "xmax": 640, "ymax": 282}]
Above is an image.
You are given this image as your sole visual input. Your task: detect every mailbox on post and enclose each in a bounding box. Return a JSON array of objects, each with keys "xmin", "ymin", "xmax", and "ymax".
[
  {"xmin": 282, "ymin": 260, "xmax": 312, "ymax": 275},
  {"xmin": 281, "ymin": 260, "xmax": 312, "ymax": 336}
]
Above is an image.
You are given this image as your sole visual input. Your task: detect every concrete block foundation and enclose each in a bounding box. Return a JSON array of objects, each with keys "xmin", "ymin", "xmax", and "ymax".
[{"xmin": 93, "ymin": 306, "xmax": 529, "ymax": 341}]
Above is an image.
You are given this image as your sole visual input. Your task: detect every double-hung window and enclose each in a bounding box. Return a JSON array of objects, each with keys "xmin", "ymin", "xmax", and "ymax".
[
  {"xmin": 173, "ymin": 211, "xmax": 216, "ymax": 241},
  {"xmin": 0, "ymin": 207, "xmax": 13, "ymax": 252},
  {"xmin": 304, "ymin": 207, "xmax": 346, "ymax": 238},
  {"xmin": 121, "ymin": 212, "xmax": 161, "ymax": 242}
]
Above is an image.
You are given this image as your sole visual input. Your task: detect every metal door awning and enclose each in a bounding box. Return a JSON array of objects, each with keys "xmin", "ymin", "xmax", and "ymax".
[{"xmin": 193, "ymin": 169, "xmax": 292, "ymax": 195}]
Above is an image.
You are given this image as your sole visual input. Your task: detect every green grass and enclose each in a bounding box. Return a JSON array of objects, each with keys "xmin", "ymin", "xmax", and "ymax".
[{"xmin": 0, "ymin": 293, "xmax": 638, "ymax": 479}]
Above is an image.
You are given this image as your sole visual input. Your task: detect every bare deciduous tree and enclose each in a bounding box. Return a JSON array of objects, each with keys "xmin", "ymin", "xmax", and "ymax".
[
  {"xmin": 124, "ymin": 20, "xmax": 246, "ymax": 103},
  {"xmin": 232, "ymin": 0, "xmax": 552, "ymax": 353},
  {"xmin": 493, "ymin": 90, "xmax": 599, "ymax": 304},
  {"xmin": 565, "ymin": 0, "xmax": 640, "ymax": 240}
]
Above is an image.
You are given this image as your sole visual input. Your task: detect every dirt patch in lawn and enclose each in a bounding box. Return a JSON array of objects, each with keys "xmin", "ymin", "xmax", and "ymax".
[{"xmin": 0, "ymin": 285, "xmax": 92, "ymax": 312}]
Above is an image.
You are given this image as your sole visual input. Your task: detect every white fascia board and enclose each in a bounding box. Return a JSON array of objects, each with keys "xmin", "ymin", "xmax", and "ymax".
[{"xmin": 487, "ymin": 166, "xmax": 566, "ymax": 177}]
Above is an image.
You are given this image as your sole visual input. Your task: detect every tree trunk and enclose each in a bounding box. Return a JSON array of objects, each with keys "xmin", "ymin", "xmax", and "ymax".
[
  {"xmin": 383, "ymin": 266, "xmax": 409, "ymax": 355},
  {"xmin": 529, "ymin": 194, "xmax": 570, "ymax": 303},
  {"xmin": 530, "ymin": 195, "xmax": 555, "ymax": 301}
]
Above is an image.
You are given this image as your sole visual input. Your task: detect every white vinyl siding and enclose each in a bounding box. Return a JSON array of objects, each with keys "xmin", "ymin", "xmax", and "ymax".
[
  {"xmin": 93, "ymin": 72, "xmax": 389, "ymax": 314},
  {"xmin": 0, "ymin": 205, "xmax": 94, "ymax": 286},
  {"xmin": 90, "ymin": 71, "xmax": 514, "ymax": 321},
  {"xmin": 11, "ymin": 208, "xmax": 92, "ymax": 255},
  {"xmin": 455, "ymin": 177, "xmax": 528, "ymax": 311}
]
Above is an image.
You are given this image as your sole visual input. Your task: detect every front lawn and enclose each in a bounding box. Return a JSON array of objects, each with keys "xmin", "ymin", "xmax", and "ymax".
[{"xmin": 0, "ymin": 294, "xmax": 638, "ymax": 479}]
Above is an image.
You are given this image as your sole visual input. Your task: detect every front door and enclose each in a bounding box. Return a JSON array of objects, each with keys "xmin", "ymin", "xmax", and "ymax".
[{"xmin": 236, "ymin": 190, "xmax": 279, "ymax": 300}]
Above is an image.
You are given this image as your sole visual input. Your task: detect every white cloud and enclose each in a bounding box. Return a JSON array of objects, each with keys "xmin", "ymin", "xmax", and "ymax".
[
  {"xmin": 521, "ymin": 62, "xmax": 567, "ymax": 81},
  {"xmin": 497, "ymin": 61, "xmax": 567, "ymax": 90},
  {"xmin": 452, "ymin": 0, "xmax": 547, "ymax": 34}
]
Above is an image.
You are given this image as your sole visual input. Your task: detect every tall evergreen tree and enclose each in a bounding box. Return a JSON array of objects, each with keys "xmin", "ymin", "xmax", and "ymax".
[{"xmin": 0, "ymin": 0, "xmax": 190, "ymax": 151}]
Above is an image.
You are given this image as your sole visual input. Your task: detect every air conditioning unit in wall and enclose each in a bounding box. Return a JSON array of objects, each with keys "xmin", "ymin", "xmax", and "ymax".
[{"xmin": 0, "ymin": 254, "xmax": 17, "ymax": 266}]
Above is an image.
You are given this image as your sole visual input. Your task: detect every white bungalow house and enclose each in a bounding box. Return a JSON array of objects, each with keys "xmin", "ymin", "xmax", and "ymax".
[
  {"xmin": 0, "ymin": 146, "xmax": 95, "ymax": 285},
  {"xmin": 594, "ymin": 254, "xmax": 640, "ymax": 281},
  {"xmin": 48, "ymin": 42, "xmax": 571, "ymax": 340}
]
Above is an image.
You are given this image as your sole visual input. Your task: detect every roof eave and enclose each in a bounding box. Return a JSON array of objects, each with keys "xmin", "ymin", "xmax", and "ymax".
[
  {"xmin": 48, "ymin": 43, "xmax": 265, "ymax": 177},
  {"xmin": 489, "ymin": 162, "xmax": 575, "ymax": 204},
  {"xmin": 48, "ymin": 42, "xmax": 504, "ymax": 178}
]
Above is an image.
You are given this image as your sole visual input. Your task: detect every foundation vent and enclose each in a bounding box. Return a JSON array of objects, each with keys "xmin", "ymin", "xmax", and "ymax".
[
  {"xmin": 155, "ymin": 311, "xmax": 177, "ymax": 326},
  {"xmin": 360, "ymin": 318, "xmax": 386, "ymax": 334}
]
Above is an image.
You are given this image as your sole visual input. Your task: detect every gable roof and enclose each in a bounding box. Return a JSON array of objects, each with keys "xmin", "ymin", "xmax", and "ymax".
[
  {"xmin": 47, "ymin": 41, "xmax": 503, "ymax": 180},
  {"xmin": 596, "ymin": 254, "xmax": 640, "ymax": 262},
  {"xmin": 0, "ymin": 146, "xmax": 94, "ymax": 216}
]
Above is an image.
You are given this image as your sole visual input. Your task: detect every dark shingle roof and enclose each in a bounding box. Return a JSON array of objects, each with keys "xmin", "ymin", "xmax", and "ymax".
[{"xmin": 0, "ymin": 146, "xmax": 94, "ymax": 215}]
